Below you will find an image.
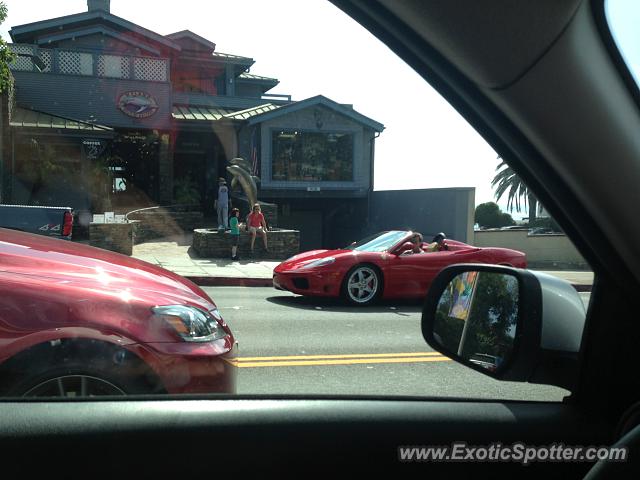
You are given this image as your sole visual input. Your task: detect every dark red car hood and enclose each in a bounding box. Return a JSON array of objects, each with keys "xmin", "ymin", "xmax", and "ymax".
[{"xmin": 0, "ymin": 228, "xmax": 214, "ymax": 310}]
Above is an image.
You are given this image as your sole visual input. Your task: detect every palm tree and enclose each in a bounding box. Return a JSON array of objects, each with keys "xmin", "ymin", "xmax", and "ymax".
[{"xmin": 491, "ymin": 160, "xmax": 538, "ymax": 223}]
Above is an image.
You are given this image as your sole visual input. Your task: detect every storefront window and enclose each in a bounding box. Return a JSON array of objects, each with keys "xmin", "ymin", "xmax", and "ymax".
[{"xmin": 271, "ymin": 130, "xmax": 354, "ymax": 182}]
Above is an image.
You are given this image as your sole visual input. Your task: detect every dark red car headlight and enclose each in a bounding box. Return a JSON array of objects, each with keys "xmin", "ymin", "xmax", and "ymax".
[{"xmin": 152, "ymin": 305, "xmax": 227, "ymax": 342}]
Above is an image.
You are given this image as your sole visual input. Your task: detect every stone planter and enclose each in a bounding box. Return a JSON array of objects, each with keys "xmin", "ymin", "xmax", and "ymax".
[
  {"xmin": 192, "ymin": 228, "xmax": 300, "ymax": 260},
  {"xmin": 127, "ymin": 208, "xmax": 204, "ymax": 244},
  {"xmin": 89, "ymin": 221, "xmax": 140, "ymax": 256}
]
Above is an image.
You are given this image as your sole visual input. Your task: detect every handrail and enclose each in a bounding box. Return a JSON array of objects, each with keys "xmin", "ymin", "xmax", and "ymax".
[{"xmin": 125, "ymin": 204, "xmax": 201, "ymax": 221}]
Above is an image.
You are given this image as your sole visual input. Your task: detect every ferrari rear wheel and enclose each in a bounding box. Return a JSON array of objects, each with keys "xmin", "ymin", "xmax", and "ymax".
[{"xmin": 342, "ymin": 265, "xmax": 382, "ymax": 306}]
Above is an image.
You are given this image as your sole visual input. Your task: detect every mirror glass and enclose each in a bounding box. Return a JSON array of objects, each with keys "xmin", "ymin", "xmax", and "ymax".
[{"xmin": 432, "ymin": 271, "xmax": 519, "ymax": 373}]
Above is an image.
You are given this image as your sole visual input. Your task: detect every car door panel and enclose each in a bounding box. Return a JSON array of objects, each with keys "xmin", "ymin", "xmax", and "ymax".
[
  {"xmin": 0, "ymin": 399, "xmax": 612, "ymax": 476},
  {"xmin": 384, "ymin": 250, "xmax": 482, "ymax": 298}
]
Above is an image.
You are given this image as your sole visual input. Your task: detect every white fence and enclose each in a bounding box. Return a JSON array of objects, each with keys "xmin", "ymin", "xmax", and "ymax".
[{"xmin": 9, "ymin": 44, "xmax": 169, "ymax": 82}]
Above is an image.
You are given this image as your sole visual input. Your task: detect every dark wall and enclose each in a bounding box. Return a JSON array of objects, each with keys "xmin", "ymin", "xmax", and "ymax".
[
  {"xmin": 235, "ymin": 83, "xmax": 263, "ymax": 99},
  {"xmin": 277, "ymin": 210, "xmax": 323, "ymax": 251},
  {"xmin": 270, "ymin": 197, "xmax": 368, "ymax": 251},
  {"xmin": 368, "ymin": 188, "xmax": 474, "ymax": 243}
]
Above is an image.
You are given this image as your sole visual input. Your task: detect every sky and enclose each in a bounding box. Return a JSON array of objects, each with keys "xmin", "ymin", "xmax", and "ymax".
[{"xmin": 0, "ymin": 0, "xmax": 637, "ymax": 220}]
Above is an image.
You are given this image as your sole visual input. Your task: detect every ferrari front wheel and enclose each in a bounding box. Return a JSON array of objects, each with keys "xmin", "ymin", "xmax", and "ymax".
[{"xmin": 342, "ymin": 264, "xmax": 382, "ymax": 306}]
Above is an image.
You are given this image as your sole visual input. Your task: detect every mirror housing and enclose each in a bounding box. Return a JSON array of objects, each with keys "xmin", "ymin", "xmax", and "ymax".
[{"xmin": 422, "ymin": 264, "xmax": 586, "ymax": 390}]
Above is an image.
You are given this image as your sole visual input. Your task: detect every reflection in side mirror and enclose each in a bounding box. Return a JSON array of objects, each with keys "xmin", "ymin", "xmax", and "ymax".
[
  {"xmin": 423, "ymin": 264, "xmax": 585, "ymax": 389},
  {"xmin": 432, "ymin": 271, "xmax": 519, "ymax": 374}
]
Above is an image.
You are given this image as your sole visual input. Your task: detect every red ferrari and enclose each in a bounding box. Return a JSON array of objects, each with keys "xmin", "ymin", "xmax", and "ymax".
[{"xmin": 273, "ymin": 231, "xmax": 526, "ymax": 305}]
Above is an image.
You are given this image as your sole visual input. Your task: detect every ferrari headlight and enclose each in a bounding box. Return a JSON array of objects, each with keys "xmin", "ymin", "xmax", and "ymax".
[
  {"xmin": 300, "ymin": 257, "xmax": 336, "ymax": 269},
  {"xmin": 152, "ymin": 305, "xmax": 226, "ymax": 342}
]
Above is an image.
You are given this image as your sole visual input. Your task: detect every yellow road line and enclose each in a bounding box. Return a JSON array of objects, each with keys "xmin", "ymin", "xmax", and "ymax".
[
  {"xmin": 225, "ymin": 354, "xmax": 450, "ymax": 368},
  {"xmin": 232, "ymin": 351, "xmax": 444, "ymax": 362}
]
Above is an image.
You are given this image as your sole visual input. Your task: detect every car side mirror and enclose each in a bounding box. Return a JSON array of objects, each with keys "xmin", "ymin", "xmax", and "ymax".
[{"xmin": 422, "ymin": 264, "xmax": 586, "ymax": 390}]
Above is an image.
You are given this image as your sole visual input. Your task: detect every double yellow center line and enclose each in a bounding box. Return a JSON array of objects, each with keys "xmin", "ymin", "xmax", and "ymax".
[{"xmin": 226, "ymin": 351, "xmax": 450, "ymax": 368}]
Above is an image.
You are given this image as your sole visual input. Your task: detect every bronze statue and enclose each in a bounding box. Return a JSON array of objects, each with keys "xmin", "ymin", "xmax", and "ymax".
[{"xmin": 226, "ymin": 157, "xmax": 260, "ymax": 208}]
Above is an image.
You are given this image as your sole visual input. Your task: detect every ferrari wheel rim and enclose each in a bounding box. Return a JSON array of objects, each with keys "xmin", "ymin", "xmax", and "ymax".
[{"xmin": 347, "ymin": 267, "xmax": 378, "ymax": 303}]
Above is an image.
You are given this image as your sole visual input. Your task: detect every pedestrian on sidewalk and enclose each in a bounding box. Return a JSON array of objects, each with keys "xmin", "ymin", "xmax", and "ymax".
[
  {"xmin": 215, "ymin": 178, "xmax": 230, "ymax": 230},
  {"xmin": 229, "ymin": 207, "xmax": 240, "ymax": 261},
  {"xmin": 246, "ymin": 203, "xmax": 268, "ymax": 254}
]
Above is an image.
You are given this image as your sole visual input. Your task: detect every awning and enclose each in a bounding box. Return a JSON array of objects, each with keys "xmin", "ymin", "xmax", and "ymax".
[
  {"xmin": 10, "ymin": 107, "xmax": 113, "ymax": 131},
  {"xmin": 172, "ymin": 105, "xmax": 232, "ymax": 121},
  {"xmin": 171, "ymin": 103, "xmax": 280, "ymax": 122},
  {"xmin": 223, "ymin": 103, "xmax": 280, "ymax": 120}
]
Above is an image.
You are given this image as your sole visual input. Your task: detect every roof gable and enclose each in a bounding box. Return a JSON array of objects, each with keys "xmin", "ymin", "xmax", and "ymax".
[
  {"xmin": 166, "ymin": 30, "xmax": 216, "ymax": 53},
  {"xmin": 33, "ymin": 25, "xmax": 162, "ymax": 56},
  {"xmin": 10, "ymin": 10, "xmax": 181, "ymax": 52},
  {"xmin": 247, "ymin": 95, "xmax": 384, "ymax": 131}
]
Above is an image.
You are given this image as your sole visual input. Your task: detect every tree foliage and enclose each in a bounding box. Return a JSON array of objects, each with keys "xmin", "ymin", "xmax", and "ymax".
[
  {"xmin": 474, "ymin": 202, "xmax": 515, "ymax": 228},
  {"xmin": 491, "ymin": 160, "xmax": 538, "ymax": 222},
  {"xmin": 0, "ymin": 2, "xmax": 15, "ymax": 93}
]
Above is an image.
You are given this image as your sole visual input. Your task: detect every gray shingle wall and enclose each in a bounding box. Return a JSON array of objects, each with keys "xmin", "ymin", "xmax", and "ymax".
[{"xmin": 12, "ymin": 71, "xmax": 172, "ymax": 129}]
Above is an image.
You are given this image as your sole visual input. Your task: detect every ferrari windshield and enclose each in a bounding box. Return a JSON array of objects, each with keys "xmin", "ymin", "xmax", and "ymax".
[{"xmin": 345, "ymin": 231, "xmax": 409, "ymax": 252}]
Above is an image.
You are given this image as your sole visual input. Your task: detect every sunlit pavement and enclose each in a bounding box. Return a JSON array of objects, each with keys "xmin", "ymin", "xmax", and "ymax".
[
  {"xmin": 132, "ymin": 234, "xmax": 279, "ymax": 280},
  {"xmin": 132, "ymin": 236, "xmax": 593, "ymax": 290},
  {"xmin": 207, "ymin": 286, "xmax": 571, "ymax": 400}
]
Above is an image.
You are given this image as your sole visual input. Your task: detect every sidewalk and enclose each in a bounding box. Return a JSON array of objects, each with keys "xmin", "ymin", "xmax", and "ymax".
[
  {"xmin": 132, "ymin": 235, "xmax": 278, "ymax": 286},
  {"xmin": 132, "ymin": 235, "xmax": 593, "ymax": 290}
]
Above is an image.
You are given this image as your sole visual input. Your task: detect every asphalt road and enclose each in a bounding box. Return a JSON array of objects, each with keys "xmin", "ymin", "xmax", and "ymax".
[{"xmin": 205, "ymin": 287, "xmax": 588, "ymax": 401}]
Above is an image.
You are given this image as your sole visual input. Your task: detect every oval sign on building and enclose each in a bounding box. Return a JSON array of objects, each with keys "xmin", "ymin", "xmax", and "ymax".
[{"xmin": 118, "ymin": 91, "xmax": 159, "ymax": 118}]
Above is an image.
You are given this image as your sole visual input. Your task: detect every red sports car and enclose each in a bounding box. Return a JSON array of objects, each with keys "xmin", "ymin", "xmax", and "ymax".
[
  {"xmin": 273, "ymin": 230, "xmax": 526, "ymax": 305},
  {"xmin": 0, "ymin": 228, "xmax": 236, "ymax": 397}
]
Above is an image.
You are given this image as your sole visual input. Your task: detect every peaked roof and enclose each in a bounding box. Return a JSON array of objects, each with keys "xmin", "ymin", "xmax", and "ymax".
[
  {"xmin": 246, "ymin": 95, "xmax": 384, "ymax": 132},
  {"xmin": 33, "ymin": 25, "xmax": 162, "ymax": 56},
  {"xmin": 166, "ymin": 30, "xmax": 216, "ymax": 52},
  {"xmin": 10, "ymin": 10, "xmax": 181, "ymax": 52}
]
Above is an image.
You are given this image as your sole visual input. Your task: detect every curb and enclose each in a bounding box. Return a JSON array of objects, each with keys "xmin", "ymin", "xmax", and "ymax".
[
  {"xmin": 186, "ymin": 276, "xmax": 592, "ymax": 292},
  {"xmin": 186, "ymin": 276, "xmax": 272, "ymax": 287}
]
